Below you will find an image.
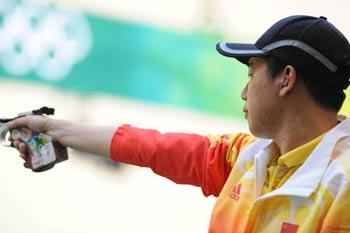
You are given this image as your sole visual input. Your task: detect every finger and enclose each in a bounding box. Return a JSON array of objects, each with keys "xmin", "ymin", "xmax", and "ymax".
[
  {"xmin": 24, "ymin": 161, "xmax": 31, "ymax": 169},
  {"xmin": 13, "ymin": 140, "xmax": 24, "ymax": 151},
  {"xmin": 13, "ymin": 140, "xmax": 20, "ymax": 149},
  {"xmin": 18, "ymin": 142, "xmax": 28, "ymax": 155},
  {"xmin": 7, "ymin": 134, "xmax": 16, "ymax": 147},
  {"xmin": 19, "ymin": 153, "xmax": 27, "ymax": 161},
  {"xmin": 18, "ymin": 142, "xmax": 28, "ymax": 161},
  {"xmin": 24, "ymin": 154, "xmax": 32, "ymax": 168},
  {"xmin": 5, "ymin": 116, "xmax": 30, "ymax": 131}
]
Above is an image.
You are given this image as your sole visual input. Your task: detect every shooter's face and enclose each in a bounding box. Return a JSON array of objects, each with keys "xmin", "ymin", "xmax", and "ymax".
[{"xmin": 241, "ymin": 57, "xmax": 281, "ymax": 138}]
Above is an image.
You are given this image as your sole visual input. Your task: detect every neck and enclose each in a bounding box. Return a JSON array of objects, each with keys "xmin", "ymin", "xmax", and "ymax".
[{"xmin": 273, "ymin": 108, "xmax": 338, "ymax": 155}]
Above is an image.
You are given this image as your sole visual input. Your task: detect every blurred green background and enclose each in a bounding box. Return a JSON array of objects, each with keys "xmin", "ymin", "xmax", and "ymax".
[{"xmin": 2, "ymin": 1, "xmax": 347, "ymax": 118}]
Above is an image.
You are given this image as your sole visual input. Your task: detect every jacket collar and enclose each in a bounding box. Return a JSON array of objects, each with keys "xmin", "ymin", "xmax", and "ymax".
[{"xmin": 252, "ymin": 118, "xmax": 350, "ymax": 201}]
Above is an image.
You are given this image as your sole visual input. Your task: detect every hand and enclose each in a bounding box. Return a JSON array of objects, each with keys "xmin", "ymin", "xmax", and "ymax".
[
  {"xmin": 6, "ymin": 115, "xmax": 51, "ymax": 134},
  {"xmin": 6, "ymin": 115, "xmax": 52, "ymax": 165},
  {"xmin": 7, "ymin": 115, "xmax": 116, "ymax": 159}
]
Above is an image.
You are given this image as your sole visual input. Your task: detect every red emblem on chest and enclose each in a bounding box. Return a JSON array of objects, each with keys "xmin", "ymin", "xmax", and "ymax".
[
  {"xmin": 230, "ymin": 183, "xmax": 241, "ymax": 200},
  {"xmin": 280, "ymin": 222, "xmax": 299, "ymax": 233}
]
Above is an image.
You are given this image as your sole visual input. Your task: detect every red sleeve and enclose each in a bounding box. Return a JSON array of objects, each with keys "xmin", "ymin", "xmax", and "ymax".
[{"xmin": 110, "ymin": 125, "xmax": 244, "ymax": 197}]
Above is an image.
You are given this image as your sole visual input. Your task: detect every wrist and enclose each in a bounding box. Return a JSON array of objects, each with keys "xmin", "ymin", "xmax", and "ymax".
[{"xmin": 46, "ymin": 118, "xmax": 68, "ymax": 143}]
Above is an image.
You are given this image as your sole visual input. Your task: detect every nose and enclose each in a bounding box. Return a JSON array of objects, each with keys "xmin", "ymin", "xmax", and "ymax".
[{"xmin": 241, "ymin": 83, "xmax": 248, "ymax": 101}]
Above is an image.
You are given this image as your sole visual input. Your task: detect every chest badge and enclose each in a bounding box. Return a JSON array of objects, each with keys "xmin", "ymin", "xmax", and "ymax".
[
  {"xmin": 230, "ymin": 183, "xmax": 242, "ymax": 200},
  {"xmin": 280, "ymin": 222, "xmax": 299, "ymax": 233}
]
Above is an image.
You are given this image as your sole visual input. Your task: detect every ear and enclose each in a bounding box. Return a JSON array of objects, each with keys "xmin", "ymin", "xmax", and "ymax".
[{"xmin": 279, "ymin": 65, "xmax": 297, "ymax": 96}]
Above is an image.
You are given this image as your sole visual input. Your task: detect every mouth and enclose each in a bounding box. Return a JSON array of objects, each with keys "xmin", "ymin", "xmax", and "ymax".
[{"xmin": 243, "ymin": 108, "xmax": 248, "ymax": 118}]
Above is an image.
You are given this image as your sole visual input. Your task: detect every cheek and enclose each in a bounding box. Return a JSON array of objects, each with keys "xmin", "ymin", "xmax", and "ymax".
[
  {"xmin": 247, "ymin": 82, "xmax": 266, "ymax": 106},
  {"xmin": 247, "ymin": 82, "xmax": 278, "ymax": 119},
  {"xmin": 248, "ymin": 79, "xmax": 277, "ymax": 102}
]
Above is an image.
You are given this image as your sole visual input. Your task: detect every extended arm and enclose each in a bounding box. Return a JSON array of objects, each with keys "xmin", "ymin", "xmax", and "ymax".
[
  {"xmin": 6, "ymin": 116, "xmax": 115, "ymax": 158},
  {"xmin": 7, "ymin": 115, "xmax": 252, "ymax": 196}
]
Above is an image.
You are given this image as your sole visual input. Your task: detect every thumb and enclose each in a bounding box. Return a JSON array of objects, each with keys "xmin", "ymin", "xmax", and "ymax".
[{"xmin": 5, "ymin": 116, "xmax": 31, "ymax": 131}]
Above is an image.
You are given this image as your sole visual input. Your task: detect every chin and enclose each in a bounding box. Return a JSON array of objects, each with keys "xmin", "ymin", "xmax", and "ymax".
[
  {"xmin": 248, "ymin": 123, "xmax": 269, "ymax": 139},
  {"xmin": 247, "ymin": 121, "xmax": 257, "ymax": 136}
]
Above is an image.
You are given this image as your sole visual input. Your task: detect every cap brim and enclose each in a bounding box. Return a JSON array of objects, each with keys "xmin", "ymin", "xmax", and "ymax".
[{"xmin": 216, "ymin": 42, "xmax": 268, "ymax": 65}]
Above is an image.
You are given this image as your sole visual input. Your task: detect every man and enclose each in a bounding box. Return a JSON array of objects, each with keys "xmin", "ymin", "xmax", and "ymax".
[{"xmin": 6, "ymin": 15, "xmax": 350, "ymax": 232}]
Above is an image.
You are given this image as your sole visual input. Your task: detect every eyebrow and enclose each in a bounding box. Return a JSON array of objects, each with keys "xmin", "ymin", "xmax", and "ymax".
[
  {"xmin": 248, "ymin": 59, "xmax": 255, "ymax": 67},
  {"xmin": 248, "ymin": 60, "xmax": 255, "ymax": 71}
]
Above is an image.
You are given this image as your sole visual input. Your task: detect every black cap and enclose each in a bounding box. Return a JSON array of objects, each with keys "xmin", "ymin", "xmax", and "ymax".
[{"xmin": 216, "ymin": 15, "xmax": 350, "ymax": 90}]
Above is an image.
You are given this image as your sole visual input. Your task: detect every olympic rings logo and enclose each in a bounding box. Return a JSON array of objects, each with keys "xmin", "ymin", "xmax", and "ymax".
[{"xmin": 0, "ymin": 0, "xmax": 92, "ymax": 81}]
